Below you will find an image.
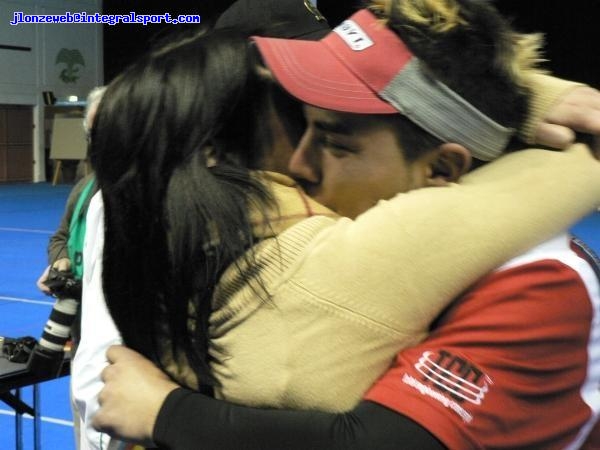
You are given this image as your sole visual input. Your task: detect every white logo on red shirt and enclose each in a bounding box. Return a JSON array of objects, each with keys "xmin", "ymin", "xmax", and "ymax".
[{"xmin": 415, "ymin": 350, "xmax": 491, "ymax": 405}]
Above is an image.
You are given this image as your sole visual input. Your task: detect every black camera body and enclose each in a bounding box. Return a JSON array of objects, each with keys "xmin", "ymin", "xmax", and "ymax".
[
  {"xmin": 1, "ymin": 336, "xmax": 36, "ymax": 364},
  {"xmin": 44, "ymin": 267, "xmax": 82, "ymax": 300}
]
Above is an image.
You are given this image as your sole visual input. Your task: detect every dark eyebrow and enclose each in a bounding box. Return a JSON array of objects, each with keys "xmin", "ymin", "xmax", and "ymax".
[{"xmin": 313, "ymin": 119, "xmax": 353, "ymax": 135}]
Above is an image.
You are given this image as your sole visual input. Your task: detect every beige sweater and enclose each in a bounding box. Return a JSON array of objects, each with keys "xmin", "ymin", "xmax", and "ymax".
[
  {"xmin": 519, "ymin": 73, "xmax": 584, "ymax": 144},
  {"xmin": 206, "ymin": 146, "xmax": 600, "ymax": 412}
]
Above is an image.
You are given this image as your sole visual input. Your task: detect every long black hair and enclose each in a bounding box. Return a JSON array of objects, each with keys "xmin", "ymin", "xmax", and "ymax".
[{"xmin": 90, "ymin": 30, "xmax": 274, "ymax": 386}]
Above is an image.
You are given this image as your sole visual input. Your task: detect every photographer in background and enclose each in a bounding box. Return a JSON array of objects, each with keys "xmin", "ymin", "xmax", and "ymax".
[
  {"xmin": 37, "ymin": 86, "xmax": 106, "ymax": 299},
  {"xmin": 34, "ymin": 86, "xmax": 105, "ymax": 450}
]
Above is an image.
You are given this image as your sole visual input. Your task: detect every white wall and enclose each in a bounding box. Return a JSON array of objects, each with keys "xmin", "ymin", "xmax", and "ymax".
[{"xmin": 0, "ymin": 0, "xmax": 103, "ymax": 181}]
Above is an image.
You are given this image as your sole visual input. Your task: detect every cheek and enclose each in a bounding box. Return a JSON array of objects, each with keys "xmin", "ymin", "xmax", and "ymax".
[
  {"xmin": 317, "ymin": 162, "xmax": 364, "ymax": 214},
  {"xmin": 327, "ymin": 175, "xmax": 396, "ymax": 218},
  {"xmin": 359, "ymin": 162, "xmax": 411, "ymax": 201},
  {"xmin": 318, "ymin": 156, "xmax": 411, "ymax": 217}
]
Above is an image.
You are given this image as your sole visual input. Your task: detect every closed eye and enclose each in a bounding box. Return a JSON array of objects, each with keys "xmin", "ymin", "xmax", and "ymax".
[{"xmin": 319, "ymin": 134, "xmax": 357, "ymax": 157}]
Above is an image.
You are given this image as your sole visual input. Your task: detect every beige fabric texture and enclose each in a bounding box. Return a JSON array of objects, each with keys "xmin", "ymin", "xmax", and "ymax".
[{"xmin": 519, "ymin": 73, "xmax": 584, "ymax": 144}]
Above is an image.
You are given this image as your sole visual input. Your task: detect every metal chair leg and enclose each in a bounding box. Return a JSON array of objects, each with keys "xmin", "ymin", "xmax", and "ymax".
[
  {"xmin": 33, "ymin": 384, "xmax": 41, "ymax": 450},
  {"xmin": 15, "ymin": 389, "xmax": 23, "ymax": 450}
]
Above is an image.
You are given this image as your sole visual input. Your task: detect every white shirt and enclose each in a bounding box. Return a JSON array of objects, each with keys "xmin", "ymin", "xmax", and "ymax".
[{"xmin": 71, "ymin": 192, "xmax": 124, "ymax": 450}]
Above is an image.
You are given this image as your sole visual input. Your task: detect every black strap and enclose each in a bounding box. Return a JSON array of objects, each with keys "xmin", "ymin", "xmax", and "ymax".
[{"xmin": 572, "ymin": 236, "xmax": 600, "ymax": 282}]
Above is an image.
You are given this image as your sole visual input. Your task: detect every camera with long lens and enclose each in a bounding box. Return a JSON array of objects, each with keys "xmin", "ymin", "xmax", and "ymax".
[
  {"xmin": 0, "ymin": 336, "xmax": 36, "ymax": 363},
  {"xmin": 29, "ymin": 268, "xmax": 81, "ymax": 377}
]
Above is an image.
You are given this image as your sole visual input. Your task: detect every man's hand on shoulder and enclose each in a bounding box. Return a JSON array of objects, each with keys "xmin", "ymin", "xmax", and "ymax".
[{"xmin": 536, "ymin": 86, "xmax": 600, "ymax": 149}]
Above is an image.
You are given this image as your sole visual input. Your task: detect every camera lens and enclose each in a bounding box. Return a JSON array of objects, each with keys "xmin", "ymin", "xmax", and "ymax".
[{"xmin": 39, "ymin": 297, "xmax": 79, "ymax": 352}]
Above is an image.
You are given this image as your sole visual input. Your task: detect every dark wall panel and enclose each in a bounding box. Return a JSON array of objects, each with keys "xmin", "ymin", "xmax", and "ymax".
[{"xmin": 102, "ymin": 1, "xmax": 599, "ymax": 87}]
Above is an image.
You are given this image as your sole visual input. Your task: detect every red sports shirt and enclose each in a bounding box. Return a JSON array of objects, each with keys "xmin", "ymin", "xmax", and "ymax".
[{"xmin": 365, "ymin": 234, "xmax": 600, "ymax": 449}]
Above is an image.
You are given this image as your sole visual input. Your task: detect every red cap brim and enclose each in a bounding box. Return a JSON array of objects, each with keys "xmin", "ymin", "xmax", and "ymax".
[{"xmin": 253, "ymin": 9, "xmax": 413, "ymax": 114}]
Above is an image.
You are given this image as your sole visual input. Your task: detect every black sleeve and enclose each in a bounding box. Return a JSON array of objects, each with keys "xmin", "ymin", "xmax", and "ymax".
[{"xmin": 153, "ymin": 388, "xmax": 445, "ymax": 450}]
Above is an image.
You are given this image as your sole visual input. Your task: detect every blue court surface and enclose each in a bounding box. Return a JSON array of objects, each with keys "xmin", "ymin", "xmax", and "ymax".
[
  {"xmin": 0, "ymin": 182, "xmax": 74, "ymax": 450},
  {"xmin": 0, "ymin": 182, "xmax": 598, "ymax": 449}
]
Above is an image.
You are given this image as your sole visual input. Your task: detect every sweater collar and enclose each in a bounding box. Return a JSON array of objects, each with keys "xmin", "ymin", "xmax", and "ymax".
[{"xmin": 251, "ymin": 171, "xmax": 338, "ymax": 239}]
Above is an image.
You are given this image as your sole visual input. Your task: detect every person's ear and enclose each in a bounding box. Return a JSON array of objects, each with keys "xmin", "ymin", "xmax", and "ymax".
[{"xmin": 426, "ymin": 143, "xmax": 471, "ymax": 186}]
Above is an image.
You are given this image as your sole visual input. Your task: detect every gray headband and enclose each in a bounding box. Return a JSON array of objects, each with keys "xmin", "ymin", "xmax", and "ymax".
[{"xmin": 379, "ymin": 59, "xmax": 514, "ymax": 161}]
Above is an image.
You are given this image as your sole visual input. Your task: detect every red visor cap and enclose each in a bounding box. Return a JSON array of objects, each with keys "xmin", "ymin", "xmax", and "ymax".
[{"xmin": 253, "ymin": 9, "xmax": 415, "ymax": 114}]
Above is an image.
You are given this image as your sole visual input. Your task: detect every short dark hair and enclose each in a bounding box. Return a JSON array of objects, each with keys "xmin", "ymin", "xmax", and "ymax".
[{"xmin": 371, "ymin": 0, "xmax": 543, "ymax": 161}]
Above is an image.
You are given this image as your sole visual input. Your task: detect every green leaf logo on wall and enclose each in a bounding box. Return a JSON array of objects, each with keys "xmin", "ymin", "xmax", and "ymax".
[{"xmin": 55, "ymin": 48, "xmax": 85, "ymax": 84}]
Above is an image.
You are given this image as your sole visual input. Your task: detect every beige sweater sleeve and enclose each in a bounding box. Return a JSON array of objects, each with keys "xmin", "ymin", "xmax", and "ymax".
[
  {"xmin": 520, "ymin": 73, "xmax": 585, "ymax": 144},
  {"xmin": 296, "ymin": 145, "xmax": 600, "ymax": 335}
]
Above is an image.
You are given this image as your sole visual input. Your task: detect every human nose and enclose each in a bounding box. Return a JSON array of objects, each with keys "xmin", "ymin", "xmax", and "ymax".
[{"xmin": 288, "ymin": 129, "xmax": 321, "ymax": 184}]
